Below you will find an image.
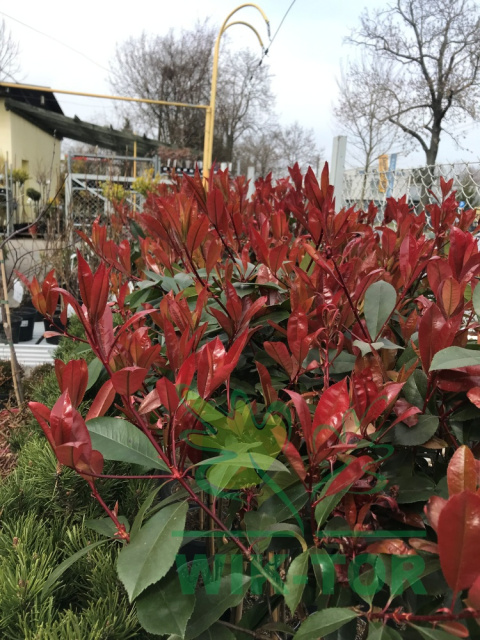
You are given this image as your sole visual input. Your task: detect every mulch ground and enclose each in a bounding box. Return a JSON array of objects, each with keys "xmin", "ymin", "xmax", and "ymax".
[{"xmin": 0, "ymin": 405, "xmax": 22, "ymax": 478}]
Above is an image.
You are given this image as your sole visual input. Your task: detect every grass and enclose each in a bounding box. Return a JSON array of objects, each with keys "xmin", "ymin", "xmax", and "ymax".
[{"xmin": 0, "ymin": 324, "xmax": 158, "ymax": 638}]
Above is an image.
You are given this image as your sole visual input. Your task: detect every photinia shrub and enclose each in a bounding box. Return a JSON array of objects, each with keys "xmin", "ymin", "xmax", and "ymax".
[{"xmin": 22, "ymin": 165, "xmax": 480, "ymax": 638}]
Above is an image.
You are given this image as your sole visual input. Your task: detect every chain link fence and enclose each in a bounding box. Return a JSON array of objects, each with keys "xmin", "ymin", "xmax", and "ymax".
[{"xmin": 341, "ymin": 162, "xmax": 480, "ymax": 213}]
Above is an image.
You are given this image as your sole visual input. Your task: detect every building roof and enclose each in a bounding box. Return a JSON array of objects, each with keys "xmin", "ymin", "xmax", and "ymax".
[
  {"xmin": 0, "ymin": 83, "xmax": 63, "ymax": 115},
  {"xmin": 3, "ymin": 98, "xmax": 163, "ymax": 156}
]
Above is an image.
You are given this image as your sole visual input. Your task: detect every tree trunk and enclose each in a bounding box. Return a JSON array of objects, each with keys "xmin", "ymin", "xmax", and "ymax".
[{"xmin": 419, "ymin": 125, "xmax": 441, "ymax": 210}]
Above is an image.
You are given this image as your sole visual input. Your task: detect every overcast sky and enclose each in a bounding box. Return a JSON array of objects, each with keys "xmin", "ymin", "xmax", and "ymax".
[{"xmin": 3, "ymin": 0, "xmax": 480, "ymax": 169}]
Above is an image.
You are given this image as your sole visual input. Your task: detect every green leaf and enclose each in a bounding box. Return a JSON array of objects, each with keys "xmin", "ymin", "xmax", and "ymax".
[
  {"xmin": 353, "ymin": 339, "xmax": 403, "ymax": 356},
  {"xmin": 136, "ymin": 570, "xmax": 195, "ymax": 637},
  {"xmin": 130, "ymin": 484, "xmax": 167, "ymax": 540},
  {"xmin": 411, "ymin": 625, "xmax": 462, "ymax": 640},
  {"xmin": 87, "ymin": 417, "xmax": 168, "ymax": 471},
  {"xmin": 430, "ymin": 346, "xmax": 480, "ymax": 371},
  {"xmin": 473, "ymin": 283, "xmax": 480, "ymax": 317},
  {"xmin": 315, "ymin": 490, "xmax": 348, "ymax": 529},
  {"xmin": 258, "ymin": 481, "xmax": 309, "ymax": 524},
  {"xmin": 284, "ymin": 551, "xmax": 309, "ymax": 615},
  {"xmin": 86, "ymin": 357, "xmax": 104, "ymax": 390},
  {"xmin": 396, "ymin": 476, "xmax": 435, "ymax": 504},
  {"xmin": 195, "ymin": 624, "xmax": 236, "ymax": 640},
  {"xmin": 293, "ymin": 607, "xmax": 358, "ymax": 640},
  {"xmin": 393, "ymin": 414, "xmax": 439, "ymax": 446},
  {"xmin": 330, "ymin": 350, "xmax": 356, "ymax": 374},
  {"xmin": 364, "ymin": 280, "xmax": 397, "ymax": 341},
  {"xmin": 367, "ymin": 621, "xmax": 402, "ymax": 639},
  {"xmin": 85, "ymin": 516, "xmax": 130, "ymax": 538},
  {"xmin": 117, "ymin": 501, "xmax": 188, "ymax": 601},
  {"xmin": 244, "ymin": 511, "xmax": 276, "ymax": 553},
  {"xmin": 403, "ymin": 369, "xmax": 428, "ymax": 409},
  {"xmin": 41, "ymin": 539, "xmax": 109, "ymax": 601},
  {"xmin": 185, "ymin": 574, "xmax": 250, "ymax": 639}
]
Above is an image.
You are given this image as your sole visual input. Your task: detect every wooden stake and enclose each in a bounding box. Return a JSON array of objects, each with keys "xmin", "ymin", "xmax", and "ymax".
[{"xmin": 0, "ymin": 248, "xmax": 24, "ymax": 406}]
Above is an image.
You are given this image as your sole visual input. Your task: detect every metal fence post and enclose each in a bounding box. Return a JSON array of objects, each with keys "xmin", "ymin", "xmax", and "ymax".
[{"xmin": 331, "ymin": 136, "xmax": 347, "ymax": 212}]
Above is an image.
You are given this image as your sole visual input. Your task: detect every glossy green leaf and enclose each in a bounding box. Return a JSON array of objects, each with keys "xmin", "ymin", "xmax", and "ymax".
[
  {"xmin": 473, "ymin": 283, "xmax": 480, "ymax": 318},
  {"xmin": 403, "ymin": 369, "xmax": 428, "ymax": 409},
  {"xmin": 117, "ymin": 501, "xmax": 188, "ymax": 601},
  {"xmin": 367, "ymin": 622, "xmax": 402, "ymax": 639},
  {"xmin": 87, "ymin": 417, "xmax": 168, "ymax": 471},
  {"xmin": 412, "ymin": 625, "xmax": 463, "ymax": 640},
  {"xmin": 293, "ymin": 607, "xmax": 358, "ymax": 640},
  {"xmin": 396, "ymin": 476, "xmax": 436, "ymax": 503},
  {"xmin": 284, "ymin": 551, "xmax": 309, "ymax": 614},
  {"xmin": 136, "ymin": 570, "xmax": 195, "ymax": 637},
  {"xmin": 430, "ymin": 346, "xmax": 480, "ymax": 371},
  {"xmin": 364, "ymin": 280, "xmax": 397, "ymax": 341},
  {"xmin": 86, "ymin": 357, "xmax": 104, "ymax": 390},
  {"xmin": 195, "ymin": 624, "xmax": 236, "ymax": 640},
  {"xmin": 85, "ymin": 516, "xmax": 130, "ymax": 538},
  {"xmin": 393, "ymin": 414, "xmax": 439, "ymax": 446},
  {"xmin": 41, "ymin": 539, "xmax": 109, "ymax": 601},
  {"xmin": 130, "ymin": 483, "xmax": 167, "ymax": 540},
  {"xmin": 184, "ymin": 574, "xmax": 250, "ymax": 639},
  {"xmin": 315, "ymin": 490, "xmax": 348, "ymax": 529}
]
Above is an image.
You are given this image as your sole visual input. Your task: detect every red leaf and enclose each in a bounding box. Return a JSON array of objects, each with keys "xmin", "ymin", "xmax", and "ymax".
[
  {"xmin": 89, "ymin": 263, "xmax": 111, "ymax": 322},
  {"xmin": 206, "ymin": 188, "xmax": 226, "ymax": 230},
  {"xmin": 96, "ymin": 304, "xmax": 115, "ymax": 358},
  {"xmin": 280, "ymin": 439, "xmax": 306, "ymax": 481},
  {"xmin": 399, "ymin": 233, "xmax": 418, "ymax": 284},
  {"xmin": 285, "ymin": 390, "xmax": 313, "ymax": 444},
  {"xmin": 54, "ymin": 358, "xmax": 88, "ymax": 408},
  {"xmin": 467, "ymin": 574, "xmax": 480, "ymax": 608},
  {"xmin": 86, "ymin": 380, "xmax": 116, "ymax": 421},
  {"xmin": 264, "ymin": 341, "xmax": 294, "ymax": 379},
  {"xmin": 426, "ymin": 258, "xmax": 452, "ymax": 298},
  {"xmin": 29, "ymin": 401, "xmax": 54, "ymax": 448},
  {"xmin": 437, "ymin": 622, "xmax": 470, "ymax": 638},
  {"xmin": 186, "ymin": 215, "xmax": 210, "ymax": 255},
  {"xmin": 408, "ymin": 538, "xmax": 439, "ymax": 554},
  {"xmin": 176, "ymin": 353, "xmax": 197, "ymax": 391},
  {"xmin": 438, "ymin": 278, "xmax": 463, "ymax": 318},
  {"xmin": 447, "ymin": 445, "xmax": 477, "ymax": 495},
  {"xmin": 77, "ymin": 251, "xmax": 93, "ymax": 308},
  {"xmin": 313, "ymin": 379, "xmax": 349, "ymax": 441},
  {"xmin": 256, "ymin": 361, "xmax": 278, "ymax": 405},
  {"xmin": 467, "ymin": 387, "xmax": 480, "ymax": 408},
  {"xmin": 418, "ymin": 303, "xmax": 457, "ymax": 371},
  {"xmin": 196, "ymin": 332, "xmax": 248, "ymax": 398},
  {"xmin": 366, "ymin": 538, "xmax": 416, "ymax": 555},
  {"xmin": 111, "ymin": 367, "xmax": 148, "ymax": 396},
  {"xmin": 438, "ymin": 490, "xmax": 480, "ymax": 592},
  {"xmin": 156, "ymin": 377, "xmax": 179, "ymax": 415},
  {"xmin": 324, "ymin": 455, "xmax": 374, "ymax": 497},
  {"xmin": 287, "ymin": 311, "xmax": 309, "ymax": 364},
  {"xmin": 424, "ymin": 495, "xmax": 447, "ymax": 533}
]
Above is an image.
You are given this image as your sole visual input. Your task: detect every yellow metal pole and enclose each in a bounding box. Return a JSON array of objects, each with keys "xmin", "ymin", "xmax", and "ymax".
[
  {"xmin": 0, "ymin": 81, "xmax": 208, "ymax": 111},
  {"xmin": 133, "ymin": 140, "xmax": 137, "ymax": 210},
  {"xmin": 202, "ymin": 4, "xmax": 269, "ymax": 182}
]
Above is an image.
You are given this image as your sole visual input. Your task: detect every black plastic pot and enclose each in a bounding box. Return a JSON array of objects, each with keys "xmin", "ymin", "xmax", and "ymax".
[
  {"xmin": 0, "ymin": 314, "xmax": 21, "ymax": 344},
  {"xmin": 43, "ymin": 312, "xmax": 67, "ymax": 345},
  {"xmin": 17, "ymin": 307, "xmax": 37, "ymax": 342}
]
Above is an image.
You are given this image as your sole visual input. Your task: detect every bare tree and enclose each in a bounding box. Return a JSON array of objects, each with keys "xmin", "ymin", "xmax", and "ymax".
[
  {"xmin": 213, "ymin": 49, "xmax": 274, "ymax": 164},
  {"xmin": 334, "ymin": 56, "xmax": 395, "ymax": 172},
  {"xmin": 236, "ymin": 124, "xmax": 281, "ymax": 176},
  {"xmin": 236, "ymin": 121, "xmax": 323, "ymax": 178},
  {"xmin": 110, "ymin": 21, "xmax": 215, "ymax": 151},
  {"xmin": 0, "ymin": 19, "xmax": 20, "ymax": 81},
  {"xmin": 275, "ymin": 122, "xmax": 323, "ymax": 175},
  {"xmin": 109, "ymin": 23, "xmax": 273, "ymax": 163},
  {"xmin": 348, "ymin": 0, "xmax": 480, "ymax": 174}
]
